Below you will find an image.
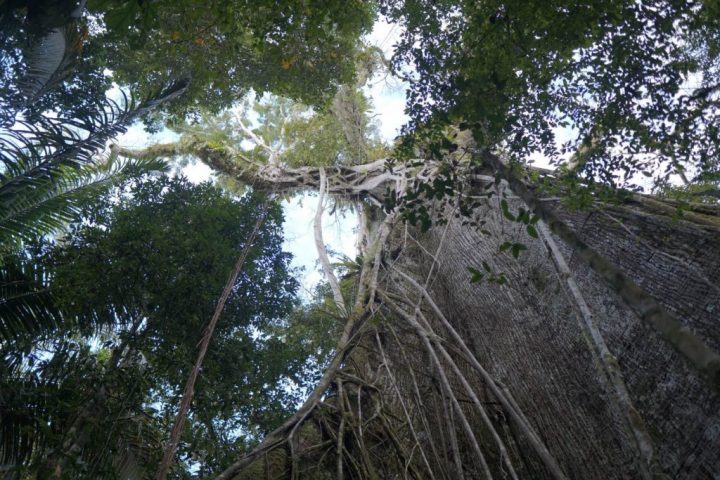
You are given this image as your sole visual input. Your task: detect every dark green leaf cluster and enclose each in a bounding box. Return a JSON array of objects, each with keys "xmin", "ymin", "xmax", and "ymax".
[
  {"xmin": 382, "ymin": 0, "xmax": 720, "ymax": 188},
  {"xmin": 467, "ymin": 262, "xmax": 507, "ymax": 285},
  {"xmin": 0, "ymin": 176, "xmax": 333, "ymax": 478}
]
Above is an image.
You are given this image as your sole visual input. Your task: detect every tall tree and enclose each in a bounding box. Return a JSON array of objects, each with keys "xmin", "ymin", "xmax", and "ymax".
[
  {"xmin": 113, "ymin": 49, "xmax": 720, "ymax": 477},
  {"xmin": 0, "ymin": 175, "xmax": 333, "ymax": 479},
  {"xmin": 5, "ymin": 1, "xmax": 720, "ymax": 478}
]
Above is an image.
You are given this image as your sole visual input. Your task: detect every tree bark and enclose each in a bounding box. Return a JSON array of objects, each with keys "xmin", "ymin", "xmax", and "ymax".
[{"xmin": 395, "ymin": 191, "xmax": 720, "ymax": 478}]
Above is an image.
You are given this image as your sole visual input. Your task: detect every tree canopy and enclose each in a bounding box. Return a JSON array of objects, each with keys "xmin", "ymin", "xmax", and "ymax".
[
  {"xmin": 0, "ymin": 0, "xmax": 375, "ymax": 123},
  {"xmin": 1, "ymin": 175, "xmax": 337, "ymax": 478},
  {"xmin": 382, "ymin": 0, "xmax": 720, "ymax": 192}
]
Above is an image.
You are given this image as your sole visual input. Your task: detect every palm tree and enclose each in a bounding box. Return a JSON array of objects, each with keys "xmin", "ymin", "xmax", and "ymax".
[
  {"xmin": 0, "ymin": 83, "xmax": 188, "ymax": 479},
  {"xmin": 0, "ymin": 8, "xmax": 191, "ymax": 477},
  {"xmin": 0, "ymin": 81, "xmax": 188, "ymax": 343}
]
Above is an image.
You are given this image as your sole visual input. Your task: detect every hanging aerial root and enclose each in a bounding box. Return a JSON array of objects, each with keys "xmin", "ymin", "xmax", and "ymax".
[
  {"xmin": 216, "ymin": 196, "xmax": 403, "ymax": 480},
  {"xmin": 378, "ymin": 290, "xmax": 493, "ymax": 479},
  {"xmin": 537, "ymin": 220, "xmax": 655, "ymax": 479},
  {"xmin": 214, "ymin": 308, "xmax": 367, "ymax": 480},
  {"xmin": 375, "ymin": 330, "xmax": 438, "ymax": 480},
  {"xmin": 382, "ymin": 222, "xmax": 518, "ymax": 479},
  {"xmin": 314, "ymin": 167, "xmax": 347, "ymax": 315},
  {"xmin": 389, "ymin": 267, "xmax": 569, "ymax": 480},
  {"xmin": 416, "ymin": 308, "xmax": 519, "ymax": 480},
  {"xmin": 383, "ymin": 318, "xmax": 453, "ymax": 480},
  {"xmin": 156, "ymin": 203, "xmax": 271, "ymax": 480}
]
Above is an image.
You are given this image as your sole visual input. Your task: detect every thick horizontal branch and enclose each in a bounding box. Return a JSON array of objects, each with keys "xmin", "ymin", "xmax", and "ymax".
[{"xmin": 113, "ymin": 136, "xmax": 409, "ymax": 198}]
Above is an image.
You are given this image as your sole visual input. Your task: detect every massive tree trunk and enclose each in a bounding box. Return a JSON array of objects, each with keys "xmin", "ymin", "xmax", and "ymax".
[
  {"xmin": 395, "ymin": 194, "xmax": 720, "ymax": 479},
  {"xmin": 116, "ymin": 139, "xmax": 720, "ymax": 479}
]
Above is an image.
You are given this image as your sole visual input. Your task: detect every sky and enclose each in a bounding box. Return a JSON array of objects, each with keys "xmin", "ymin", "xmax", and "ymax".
[
  {"xmin": 115, "ymin": 20, "xmax": 409, "ymax": 297},
  {"xmin": 279, "ymin": 20, "xmax": 408, "ymax": 295}
]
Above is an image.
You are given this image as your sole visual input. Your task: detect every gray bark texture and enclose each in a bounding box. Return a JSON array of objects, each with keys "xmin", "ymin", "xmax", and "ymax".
[{"xmin": 392, "ymin": 195, "xmax": 720, "ymax": 479}]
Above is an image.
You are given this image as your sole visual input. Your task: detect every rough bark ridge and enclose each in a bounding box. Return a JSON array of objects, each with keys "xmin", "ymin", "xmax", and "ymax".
[
  {"xmin": 400, "ymin": 194, "xmax": 720, "ymax": 478},
  {"xmin": 116, "ymin": 139, "xmax": 720, "ymax": 479}
]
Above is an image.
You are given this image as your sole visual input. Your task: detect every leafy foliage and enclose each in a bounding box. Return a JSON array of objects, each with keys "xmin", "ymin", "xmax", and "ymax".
[
  {"xmin": 179, "ymin": 89, "xmax": 389, "ymax": 170},
  {"xmin": 0, "ymin": 83, "xmax": 187, "ymax": 353},
  {"xmin": 2, "ymin": 0, "xmax": 374, "ymax": 126},
  {"xmin": 0, "ymin": 1, "xmax": 113, "ymax": 123},
  {"xmin": 0, "ymin": 175, "xmax": 340, "ymax": 478},
  {"xmin": 0, "ymin": 255, "xmax": 62, "ymax": 343},
  {"xmin": 0, "ymin": 82, "xmax": 186, "ymax": 251},
  {"xmin": 382, "ymin": 0, "xmax": 720, "ymax": 190}
]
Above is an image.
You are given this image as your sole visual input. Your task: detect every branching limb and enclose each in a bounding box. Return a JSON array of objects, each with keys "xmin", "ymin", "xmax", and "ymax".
[{"xmin": 235, "ymin": 116, "xmax": 273, "ymax": 155}]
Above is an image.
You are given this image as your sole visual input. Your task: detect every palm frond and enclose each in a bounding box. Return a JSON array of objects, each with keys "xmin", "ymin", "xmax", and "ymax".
[
  {"xmin": 18, "ymin": 27, "xmax": 68, "ymax": 104},
  {"xmin": 0, "ymin": 154, "xmax": 169, "ymax": 247},
  {"xmin": 0, "ymin": 155, "xmax": 167, "ymax": 344},
  {"xmin": 16, "ymin": 0, "xmax": 90, "ymax": 106},
  {"xmin": 1, "ymin": 80, "xmax": 188, "ymax": 177},
  {"xmin": 0, "ymin": 255, "xmax": 61, "ymax": 343},
  {"xmin": 0, "ymin": 81, "xmax": 187, "ymax": 247}
]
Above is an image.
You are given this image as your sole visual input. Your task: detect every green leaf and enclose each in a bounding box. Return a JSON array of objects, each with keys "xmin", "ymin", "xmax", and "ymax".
[
  {"xmin": 499, "ymin": 241, "xmax": 512, "ymax": 252},
  {"xmin": 500, "ymin": 199, "xmax": 515, "ymax": 221},
  {"xmin": 526, "ymin": 224, "xmax": 538, "ymax": 238},
  {"xmin": 511, "ymin": 243, "xmax": 528, "ymax": 259},
  {"xmin": 467, "ymin": 267, "xmax": 484, "ymax": 283}
]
